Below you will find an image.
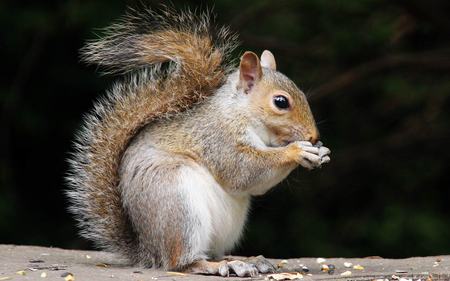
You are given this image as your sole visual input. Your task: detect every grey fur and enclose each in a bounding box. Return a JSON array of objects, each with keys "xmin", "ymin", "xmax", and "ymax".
[{"xmin": 66, "ymin": 5, "xmax": 329, "ymax": 272}]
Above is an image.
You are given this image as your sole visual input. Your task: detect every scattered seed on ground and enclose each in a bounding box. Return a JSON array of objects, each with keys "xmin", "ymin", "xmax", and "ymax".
[
  {"xmin": 328, "ymin": 264, "xmax": 335, "ymax": 270},
  {"xmin": 277, "ymin": 259, "xmax": 289, "ymax": 268},
  {"xmin": 316, "ymin": 258, "xmax": 326, "ymax": 264},
  {"xmin": 61, "ymin": 272, "xmax": 75, "ymax": 281},
  {"xmin": 267, "ymin": 272, "xmax": 303, "ymax": 280},
  {"xmin": 353, "ymin": 264, "xmax": 364, "ymax": 270},
  {"xmin": 301, "ymin": 266, "xmax": 309, "ymax": 273},
  {"xmin": 166, "ymin": 272, "xmax": 186, "ymax": 276},
  {"xmin": 343, "ymin": 262, "xmax": 353, "ymax": 268}
]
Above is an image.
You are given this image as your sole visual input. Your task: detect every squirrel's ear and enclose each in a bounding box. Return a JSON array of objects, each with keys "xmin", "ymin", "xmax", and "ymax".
[
  {"xmin": 260, "ymin": 50, "xmax": 276, "ymax": 70},
  {"xmin": 239, "ymin": 51, "xmax": 262, "ymax": 93}
]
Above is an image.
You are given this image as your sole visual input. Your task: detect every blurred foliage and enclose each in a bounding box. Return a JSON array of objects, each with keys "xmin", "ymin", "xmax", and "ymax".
[{"xmin": 1, "ymin": 0, "xmax": 449, "ymax": 258}]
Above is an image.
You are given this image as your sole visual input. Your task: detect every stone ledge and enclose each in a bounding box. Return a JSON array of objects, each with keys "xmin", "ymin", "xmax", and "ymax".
[{"xmin": 0, "ymin": 245, "xmax": 449, "ymax": 281}]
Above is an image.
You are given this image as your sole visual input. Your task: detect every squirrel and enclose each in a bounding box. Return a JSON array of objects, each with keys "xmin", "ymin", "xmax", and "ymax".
[{"xmin": 66, "ymin": 6, "xmax": 331, "ymax": 277}]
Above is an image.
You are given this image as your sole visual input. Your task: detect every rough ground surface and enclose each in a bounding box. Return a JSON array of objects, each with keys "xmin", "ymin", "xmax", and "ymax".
[{"xmin": 0, "ymin": 245, "xmax": 449, "ymax": 281}]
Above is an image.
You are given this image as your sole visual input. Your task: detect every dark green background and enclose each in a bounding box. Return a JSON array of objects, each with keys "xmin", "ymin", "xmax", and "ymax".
[{"xmin": 1, "ymin": 0, "xmax": 450, "ymax": 258}]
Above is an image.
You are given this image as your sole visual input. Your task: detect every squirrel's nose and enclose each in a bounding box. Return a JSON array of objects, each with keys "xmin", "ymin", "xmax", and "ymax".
[{"xmin": 307, "ymin": 131, "xmax": 320, "ymax": 145}]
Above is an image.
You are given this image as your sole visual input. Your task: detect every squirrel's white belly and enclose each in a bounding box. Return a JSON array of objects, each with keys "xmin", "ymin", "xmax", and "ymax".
[
  {"xmin": 248, "ymin": 166, "xmax": 295, "ymax": 196},
  {"xmin": 179, "ymin": 164, "xmax": 250, "ymax": 258}
]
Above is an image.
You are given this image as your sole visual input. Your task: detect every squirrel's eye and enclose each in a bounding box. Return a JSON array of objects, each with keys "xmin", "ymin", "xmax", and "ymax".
[{"xmin": 273, "ymin": 95, "xmax": 290, "ymax": 110}]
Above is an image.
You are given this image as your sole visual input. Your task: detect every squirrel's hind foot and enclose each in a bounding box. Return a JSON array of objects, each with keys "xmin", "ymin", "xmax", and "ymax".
[{"xmin": 186, "ymin": 256, "xmax": 275, "ymax": 277}]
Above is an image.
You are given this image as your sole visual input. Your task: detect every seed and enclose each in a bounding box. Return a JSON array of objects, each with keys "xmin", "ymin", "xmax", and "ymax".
[
  {"xmin": 353, "ymin": 264, "xmax": 364, "ymax": 270},
  {"xmin": 328, "ymin": 264, "xmax": 336, "ymax": 270},
  {"xmin": 321, "ymin": 264, "xmax": 329, "ymax": 272},
  {"xmin": 277, "ymin": 260, "xmax": 288, "ymax": 268},
  {"xmin": 340, "ymin": 271, "xmax": 352, "ymax": 276},
  {"xmin": 40, "ymin": 272, "xmax": 47, "ymax": 278},
  {"xmin": 343, "ymin": 262, "xmax": 353, "ymax": 268},
  {"xmin": 64, "ymin": 274, "xmax": 75, "ymax": 281},
  {"xmin": 301, "ymin": 266, "xmax": 309, "ymax": 273},
  {"xmin": 316, "ymin": 258, "xmax": 326, "ymax": 264}
]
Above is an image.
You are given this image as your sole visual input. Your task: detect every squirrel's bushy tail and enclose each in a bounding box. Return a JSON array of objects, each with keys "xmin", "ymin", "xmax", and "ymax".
[{"xmin": 66, "ymin": 6, "xmax": 238, "ymax": 260}]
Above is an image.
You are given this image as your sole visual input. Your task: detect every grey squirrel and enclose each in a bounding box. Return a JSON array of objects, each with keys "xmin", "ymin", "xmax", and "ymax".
[{"xmin": 66, "ymin": 7, "xmax": 331, "ymax": 277}]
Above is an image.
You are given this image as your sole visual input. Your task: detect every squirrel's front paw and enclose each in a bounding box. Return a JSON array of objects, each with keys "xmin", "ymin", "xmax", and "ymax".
[
  {"xmin": 295, "ymin": 141, "xmax": 331, "ymax": 170},
  {"xmin": 315, "ymin": 141, "xmax": 331, "ymax": 165}
]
